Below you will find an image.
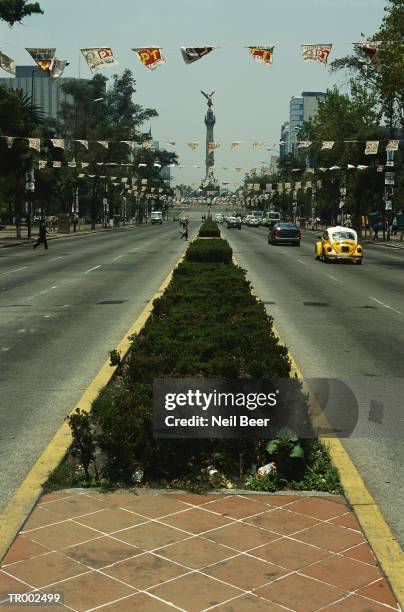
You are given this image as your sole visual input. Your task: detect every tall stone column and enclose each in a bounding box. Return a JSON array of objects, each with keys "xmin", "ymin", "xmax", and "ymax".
[{"xmin": 205, "ymin": 106, "xmax": 216, "ymax": 180}]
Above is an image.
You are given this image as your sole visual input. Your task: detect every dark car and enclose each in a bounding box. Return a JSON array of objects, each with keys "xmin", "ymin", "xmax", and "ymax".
[
  {"xmin": 226, "ymin": 216, "xmax": 242, "ymax": 229},
  {"xmin": 269, "ymin": 223, "xmax": 301, "ymax": 246}
]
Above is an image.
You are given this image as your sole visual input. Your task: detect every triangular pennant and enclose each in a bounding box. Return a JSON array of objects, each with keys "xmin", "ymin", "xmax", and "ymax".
[
  {"xmin": 68, "ymin": 161, "xmax": 76, "ymax": 168},
  {"xmin": 76, "ymin": 140, "xmax": 88, "ymax": 149},
  {"xmin": 208, "ymin": 142, "xmax": 220, "ymax": 150},
  {"xmin": 97, "ymin": 141, "xmax": 109, "ymax": 149},
  {"xmin": 121, "ymin": 140, "xmax": 134, "ymax": 148},
  {"xmin": 231, "ymin": 141, "xmax": 242, "ymax": 149},
  {"xmin": 81, "ymin": 162, "xmax": 89, "ymax": 168},
  {"xmin": 6, "ymin": 136, "xmax": 14, "ymax": 149},
  {"xmin": 51, "ymin": 59, "xmax": 68, "ymax": 79},
  {"xmin": 386, "ymin": 140, "xmax": 399, "ymax": 152},
  {"xmin": 353, "ymin": 42, "xmax": 381, "ymax": 70},
  {"xmin": 52, "ymin": 161, "xmax": 62, "ymax": 168},
  {"xmin": 26, "ymin": 48, "xmax": 56, "ymax": 74},
  {"xmin": 181, "ymin": 47, "xmax": 215, "ymax": 64},
  {"xmin": 38, "ymin": 160, "xmax": 47, "ymax": 169},
  {"xmin": 321, "ymin": 141, "xmax": 335, "ymax": 150},
  {"xmin": 248, "ymin": 46, "xmax": 274, "ymax": 67},
  {"xmin": 0, "ymin": 52, "xmax": 16, "ymax": 75},
  {"xmin": 187, "ymin": 142, "xmax": 199, "ymax": 150},
  {"xmin": 252, "ymin": 141, "xmax": 265, "ymax": 149},
  {"xmin": 81, "ymin": 48, "xmax": 118, "ymax": 74},
  {"xmin": 132, "ymin": 47, "xmax": 165, "ymax": 70},
  {"xmin": 298, "ymin": 140, "xmax": 312, "ymax": 148},
  {"xmin": 51, "ymin": 139, "xmax": 65, "ymax": 149},
  {"xmin": 301, "ymin": 44, "xmax": 332, "ymax": 64},
  {"xmin": 365, "ymin": 141, "xmax": 379, "ymax": 155},
  {"xmin": 142, "ymin": 141, "xmax": 153, "ymax": 149}
]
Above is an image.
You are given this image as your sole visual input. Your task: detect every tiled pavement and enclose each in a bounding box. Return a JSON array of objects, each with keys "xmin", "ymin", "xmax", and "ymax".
[{"xmin": 0, "ymin": 491, "xmax": 399, "ymax": 612}]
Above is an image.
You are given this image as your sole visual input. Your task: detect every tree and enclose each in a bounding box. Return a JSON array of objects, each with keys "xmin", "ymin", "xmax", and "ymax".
[{"xmin": 0, "ymin": 0, "xmax": 43, "ymax": 25}]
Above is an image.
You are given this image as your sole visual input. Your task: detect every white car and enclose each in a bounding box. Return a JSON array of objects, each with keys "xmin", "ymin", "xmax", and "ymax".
[{"xmin": 247, "ymin": 217, "xmax": 260, "ymax": 226}]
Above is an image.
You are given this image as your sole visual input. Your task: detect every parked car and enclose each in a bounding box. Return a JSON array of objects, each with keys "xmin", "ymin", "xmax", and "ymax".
[
  {"xmin": 226, "ymin": 216, "xmax": 242, "ymax": 229},
  {"xmin": 269, "ymin": 223, "xmax": 301, "ymax": 246},
  {"xmin": 315, "ymin": 226, "xmax": 363, "ymax": 264}
]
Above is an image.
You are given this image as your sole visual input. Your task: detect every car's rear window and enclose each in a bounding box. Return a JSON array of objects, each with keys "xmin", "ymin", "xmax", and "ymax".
[{"xmin": 331, "ymin": 231, "xmax": 356, "ymax": 240}]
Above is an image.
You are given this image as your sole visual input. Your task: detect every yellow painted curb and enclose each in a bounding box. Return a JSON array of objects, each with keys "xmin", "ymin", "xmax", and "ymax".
[
  {"xmin": 0, "ymin": 246, "xmax": 187, "ymax": 563},
  {"xmin": 232, "ymin": 253, "xmax": 404, "ymax": 608}
]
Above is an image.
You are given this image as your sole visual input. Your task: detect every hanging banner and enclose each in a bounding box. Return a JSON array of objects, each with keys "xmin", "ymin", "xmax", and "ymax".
[
  {"xmin": 306, "ymin": 181, "xmax": 312, "ymax": 188},
  {"xmin": 52, "ymin": 161, "xmax": 62, "ymax": 168},
  {"xmin": 38, "ymin": 160, "xmax": 47, "ymax": 169},
  {"xmin": 252, "ymin": 141, "xmax": 265, "ymax": 149},
  {"xmin": 78, "ymin": 174, "xmax": 85, "ymax": 178},
  {"xmin": 51, "ymin": 139, "xmax": 65, "ymax": 149},
  {"xmin": 235, "ymin": 167, "xmax": 243, "ymax": 172},
  {"xmin": 248, "ymin": 45, "xmax": 274, "ymax": 66},
  {"xmin": 365, "ymin": 141, "xmax": 379, "ymax": 155},
  {"xmin": 142, "ymin": 141, "xmax": 153, "ymax": 149},
  {"xmin": 301, "ymin": 44, "xmax": 332, "ymax": 64},
  {"xmin": 321, "ymin": 141, "xmax": 335, "ymax": 150},
  {"xmin": 28, "ymin": 138, "xmax": 40, "ymax": 152},
  {"xmin": 187, "ymin": 142, "xmax": 199, "ymax": 150},
  {"xmin": 386, "ymin": 140, "xmax": 399, "ymax": 152},
  {"xmin": 298, "ymin": 140, "xmax": 312, "ymax": 148},
  {"xmin": 377, "ymin": 165, "xmax": 384, "ymax": 172},
  {"xmin": 81, "ymin": 48, "xmax": 118, "ymax": 73},
  {"xmin": 306, "ymin": 168, "xmax": 315, "ymax": 174},
  {"xmin": 208, "ymin": 142, "xmax": 220, "ymax": 150},
  {"xmin": 121, "ymin": 140, "xmax": 134, "ymax": 148},
  {"xmin": 6, "ymin": 137, "xmax": 14, "ymax": 149},
  {"xmin": 253, "ymin": 183, "xmax": 260, "ymax": 191},
  {"xmin": 81, "ymin": 162, "xmax": 89, "ymax": 168},
  {"xmin": 0, "ymin": 52, "xmax": 16, "ymax": 75},
  {"xmin": 250, "ymin": 168, "xmax": 257, "ymax": 174},
  {"xmin": 317, "ymin": 180, "xmax": 322, "ymax": 187},
  {"xmin": 132, "ymin": 47, "xmax": 165, "ymax": 70},
  {"xmin": 76, "ymin": 140, "xmax": 89, "ymax": 149},
  {"xmin": 295, "ymin": 181, "xmax": 302, "ymax": 189},
  {"xmin": 265, "ymin": 183, "xmax": 272, "ymax": 192},
  {"xmin": 164, "ymin": 141, "xmax": 176, "ymax": 146},
  {"xmin": 26, "ymin": 48, "xmax": 56, "ymax": 74},
  {"xmin": 231, "ymin": 141, "xmax": 242, "ymax": 149},
  {"xmin": 353, "ymin": 42, "xmax": 381, "ymax": 70},
  {"xmin": 181, "ymin": 47, "xmax": 215, "ymax": 64},
  {"xmin": 97, "ymin": 141, "xmax": 109, "ymax": 149},
  {"xmin": 51, "ymin": 59, "xmax": 68, "ymax": 79},
  {"xmin": 68, "ymin": 161, "xmax": 76, "ymax": 168}
]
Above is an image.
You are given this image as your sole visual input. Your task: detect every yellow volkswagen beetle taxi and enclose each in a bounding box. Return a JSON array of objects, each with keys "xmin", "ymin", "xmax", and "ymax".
[{"xmin": 315, "ymin": 226, "xmax": 363, "ymax": 264}]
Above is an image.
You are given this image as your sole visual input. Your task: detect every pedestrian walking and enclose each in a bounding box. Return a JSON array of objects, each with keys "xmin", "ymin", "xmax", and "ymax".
[
  {"xmin": 33, "ymin": 219, "xmax": 48, "ymax": 250},
  {"xmin": 180, "ymin": 220, "xmax": 189, "ymax": 241},
  {"xmin": 372, "ymin": 222, "xmax": 380, "ymax": 241}
]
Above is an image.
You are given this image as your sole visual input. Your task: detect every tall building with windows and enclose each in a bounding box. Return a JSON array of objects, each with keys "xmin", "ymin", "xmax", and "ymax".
[
  {"xmin": 0, "ymin": 66, "xmax": 77, "ymax": 120},
  {"xmin": 280, "ymin": 91, "xmax": 326, "ymax": 157}
]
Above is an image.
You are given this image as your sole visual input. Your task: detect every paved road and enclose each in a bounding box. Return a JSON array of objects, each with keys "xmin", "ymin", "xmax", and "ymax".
[
  {"xmin": 222, "ymin": 224, "xmax": 404, "ymax": 546},
  {"xmin": 0, "ymin": 223, "xmax": 194, "ymax": 512}
]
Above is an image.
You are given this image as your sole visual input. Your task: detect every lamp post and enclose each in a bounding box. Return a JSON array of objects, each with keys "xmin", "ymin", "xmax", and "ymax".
[{"xmin": 25, "ymin": 168, "xmax": 35, "ymax": 239}]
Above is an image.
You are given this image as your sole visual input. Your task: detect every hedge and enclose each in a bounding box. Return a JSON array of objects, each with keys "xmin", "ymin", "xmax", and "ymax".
[
  {"xmin": 198, "ymin": 219, "xmax": 221, "ymax": 237},
  {"xmin": 186, "ymin": 238, "xmax": 232, "ymax": 264}
]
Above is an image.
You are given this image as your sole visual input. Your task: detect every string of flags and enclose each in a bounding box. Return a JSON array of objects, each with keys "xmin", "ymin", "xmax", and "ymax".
[
  {"xmin": 0, "ymin": 42, "xmax": 386, "ymax": 76},
  {"xmin": 1, "ymin": 135, "xmax": 400, "ymax": 154}
]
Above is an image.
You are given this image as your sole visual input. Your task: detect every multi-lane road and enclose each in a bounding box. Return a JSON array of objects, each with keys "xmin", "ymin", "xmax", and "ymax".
[{"xmin": 1, "ymin": 217, "xmax": 403, "ymax": 548}]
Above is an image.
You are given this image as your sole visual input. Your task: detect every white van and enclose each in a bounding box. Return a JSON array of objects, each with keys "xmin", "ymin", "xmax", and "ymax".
[
  {"xmin": 150, "ymin": 211, "xmax": 163, "ymax": 224},
  {"xmin": 214, "ymin": 213, "xmax": 224, "ymax": 223}
]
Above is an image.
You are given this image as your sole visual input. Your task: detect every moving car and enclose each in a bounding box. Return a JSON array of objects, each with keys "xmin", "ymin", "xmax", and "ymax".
[
  {"xmin": 150, "ymin": 211, "xmax": 163, "ymax": 224},
  {"xmin": 269, "ymin": 223, "xmax": 301, "ymax": 246},
  {"xmin": 246, "ymin": 216, "xmax": 260, "ymax": 227},
  {"xmin": 226, "ymin": 216, "xmax": 242, "ymax": 229},
  {"xmin": 266, "ymin": 212, "xmax": 281, "ymax": 229},
  {"xmin": 315, "ymin": 226, "xmax": 363, "ymax": 264},
  {"xmin": 214, "ymin": 213, "xmax": 224, "ymax": 223}
]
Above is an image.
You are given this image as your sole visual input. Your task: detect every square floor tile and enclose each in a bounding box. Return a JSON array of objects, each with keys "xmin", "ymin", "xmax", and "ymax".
[
  {"xmin": 150, "ymin": 571, "xmax": 242, "ymax": 611},
  {"xmin": 172, "ymin": 493, "xmax": 226, "ymax": 506},
  {"xmin": 49, "ymin": 570, "xmax": 135, "ymax": 611},
  {"xmin": 204, "ymin": 554, "xmax": 287, "ymax": 591},
  {"xmin": 20, "ymin": 507, "xmax": 61, "ymax": 532},
  {"xmin": 250, "ymin": 537, "xmax": 330, "ymax": 570},
  {"xmin": 104, "ymin": 552, "xmax": 187, "ymax": 590},
  {"xmin": 206, "ymin": 522, "xmax": 279, "ymax": 552},
  {"xmin": 245, "ymin": 508, "xmax": 319, "ymax": 535},
  {"xmin": 357, "ymin": 578, "xmax": 398, "ymax": 608},
  {"xmin": 116, "ymin": 521, "xmax": 188, "ymax": 551},
  {"xmin": 295, "ymin": 522, "xmax": 364, "ymax": 553},
  {"xmin": 342, "ymin": 543, "xmax": 377, "ymax": 566},
  {"xmin": 160, "ymin": 507, "xmax": 234, "ymax": 535},
  {"xmin": 63, "ymin": 536, "xmax": 142, "ymax": 569},
  {"xmin": 87, "ymin": 492, "xmax": 146, "ymax": 507},
  {"xmin": 74, "ymin": 508, "xmax": 146, "ymax": 534},
  {"xmin": 4, "ymin": 552, "xmax": 86, "ymax": 589},
  {"xmin": 302, "ymin": 555, "xmax": 382, "ymax": 591},
  {"xmin": 291, "ymin": 497, "xmax": 347, "ymax": 520},
  {"xmin": 25, "ymin": 521, "xmax": 98, "ymax": 550},
  {"xmin": 329, "ymin": 512, "xmax": 361, "ymax": 531},
  {"xmin": 206, "ymin": 496, "xmax": 270, "ymax": 519},
  {"xmin": 121, "ymin": 494, "xmax": 190, "ymax": 519},
  {"xmin": 157, "ymin": 536, "xmax": 234, "ymax": 569},
  {"xmin": 0, "ymin": 570, "xmax": 34, "ymax": 603},
  {"xmin": 214, "ymin": 593, "xmax": 287, "ymax": 611},
  {"xmin": 99, "ymin": 591, "xmax": 175, "ymax": 611},
  {"xmin": 243, "ymin": 495, "xmax": 301, "ymax": 507},
  {"xmin": 1, "ymin": 536, "xmax": 49, "ymax": 566},
  {"xmin": 322, "ymin": 594, "xmax": 396, "ymax": 611},
  {"xmin": 39, "ymin": 492, "xmax": 73, "ymax": 504},
  {"xmin": 41, "ymin": 494, "xmax": 105, "ymax": 518},
  {"xmin": 255, "ymin": 573, "xmax": 347, "ymax": 612}
]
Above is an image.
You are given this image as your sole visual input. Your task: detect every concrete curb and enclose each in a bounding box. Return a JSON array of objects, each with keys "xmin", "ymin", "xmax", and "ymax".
[{"xmin": 0, "ymin": 239, "xmax": 189, "ymax": 564}]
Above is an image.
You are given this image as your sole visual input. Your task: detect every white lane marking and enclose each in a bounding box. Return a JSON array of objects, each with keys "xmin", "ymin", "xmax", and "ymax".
[
  {"xmin": 386, "ymin": 255, "xmax": 402, "ymax": 261},
  {"xmin": 297, "ymin": 259, "xmax": 308, "ymax": 266},
  {"xmin": 369, "ymin": 296, "xmax": 403, "ymax": 316},
  {"xmin": 1, "ymin": 267, "xmax": 27, "ymax": 276},
  {"xmin": 61, "ymin": 304, "xmax": 70, "ymax": 308},
  {"xmin": 1, "ymin": 347, "xmax": 10, "ymax": 352},
  {"xmin": 18, "ymin": 329, "xmax": 27, "ymax": 333},
  {"xmin": 84, "ymin": 265, "xmax": 101, "ymax": 274},
  {"xmin": 112, "ymin": 255, "xmax": 123, "ymax": 261},
  {"xmin": 326, "ymin": 274, "xmax": 340, "ymax": 282},
  {"xmin": 49, "ymin": 256, "xmax": 63, "ymax": 262}
]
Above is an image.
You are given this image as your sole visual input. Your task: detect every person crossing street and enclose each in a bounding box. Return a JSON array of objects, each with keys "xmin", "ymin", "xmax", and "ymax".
[{"xmin": 33, "ymin": 219, "xmax": 48, "ymax": 250}]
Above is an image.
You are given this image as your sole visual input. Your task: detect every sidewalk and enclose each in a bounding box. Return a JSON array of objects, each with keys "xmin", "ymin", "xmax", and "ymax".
[
  {"xmin": 0, "ymin": 225, "xmax": 115, "ymax": 249},
  {"xmin": 0, "ymin": 490, "xmax": 399, "ymax": 611},
  {"xmin": 303, "ymin": 228, "xmax": 404, "ymax": 249}
]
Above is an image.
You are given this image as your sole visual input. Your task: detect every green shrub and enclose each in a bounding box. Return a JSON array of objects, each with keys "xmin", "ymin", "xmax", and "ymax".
[
  {"xmin": 186, "ymin": 239, "xmax": 232, "ymax": 264},
  {"xmin": 199, "ymin": 219, "xmax": 221, "ymax": 237}
]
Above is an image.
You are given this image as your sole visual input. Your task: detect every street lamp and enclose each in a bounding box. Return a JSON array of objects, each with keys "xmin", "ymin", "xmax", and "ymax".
[{"xmin": 25, "ymin": 168, "xmax": 35, "ymax": 239}]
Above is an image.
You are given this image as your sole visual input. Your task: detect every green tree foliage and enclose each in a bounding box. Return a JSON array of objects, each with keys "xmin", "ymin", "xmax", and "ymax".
[{"xmin": 0, "ymin": 0, "xmax": 43, "ymax": 25}]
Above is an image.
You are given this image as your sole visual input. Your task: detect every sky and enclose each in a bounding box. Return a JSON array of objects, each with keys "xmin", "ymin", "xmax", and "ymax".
[{"xmin": 0, "ymin": 0, "xmax": 387, "ymax": 187}]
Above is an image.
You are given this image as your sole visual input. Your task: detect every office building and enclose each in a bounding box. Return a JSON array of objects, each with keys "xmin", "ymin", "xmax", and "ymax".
[
  {"xmin": 280, "ymin": 91, "xmax": 326, "ymax": 157},
  {"xmin": 280, "ymin": 122, "xmax": 290, "ymax": 156},
  {"xmin": 0, "ymin": 66, "xmax": 77, "ymax": 120}
]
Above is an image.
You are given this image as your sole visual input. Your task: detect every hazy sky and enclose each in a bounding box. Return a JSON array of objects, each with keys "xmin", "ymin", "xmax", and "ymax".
[{"xmin": 1, "ymin": 0, "xmax": 386, "ymax": 186}]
